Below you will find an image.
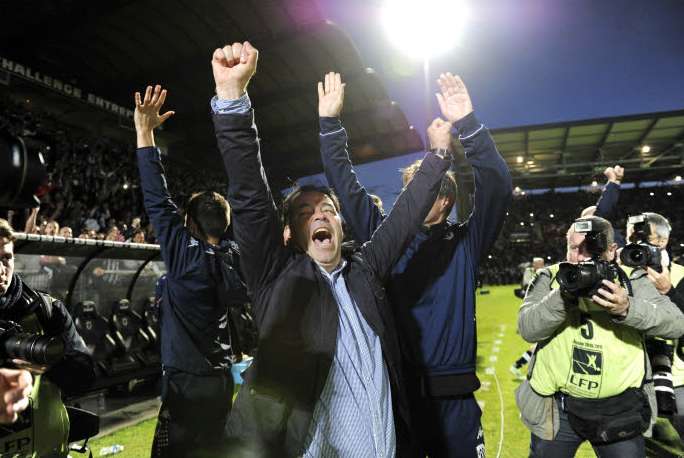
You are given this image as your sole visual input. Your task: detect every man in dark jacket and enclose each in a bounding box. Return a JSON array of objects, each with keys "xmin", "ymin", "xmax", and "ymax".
[
  {"xmin": 0, "ymin": 218, "xmax": 94, "ymax": 455},
  {"xmin": 317, "ymin": 71, "xmax": 512, "ymax": 456},
  {"xmin": 210, "ymin": 41, "xmax": 452, "ymax": 457},
  {"xmin": 133, "ymin": 85, "xmax": 249, "ymax": 457}
]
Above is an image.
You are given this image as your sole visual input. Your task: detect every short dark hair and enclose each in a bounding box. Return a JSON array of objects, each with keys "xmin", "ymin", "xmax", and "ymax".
[
  {"xmin": 0, "ymin": 218, "xmax": 15, "ymax": 242},
  {"xmin": 282, "ymin": 185, "xmax": 341, "ymax": 226},
  {"xmin": 186, "ymin": 191, "xmax": 231, "ymax": 240}
]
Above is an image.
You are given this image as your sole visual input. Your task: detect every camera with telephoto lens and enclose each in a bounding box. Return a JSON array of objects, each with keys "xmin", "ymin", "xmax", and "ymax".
[
  {"xmin": 0, "ymin": 320, "xmax": 64, "ymax": 367},
  {"xmin": 0, "ymin": 130, "xmax": 47, "ymax": 208},
  {"xmin": 620, "ymin": 214, "xmax": 662, "ymax": 271},
  {"xmin": 557, "ymin": 220, "xmax": 620, "ymax": 297}
]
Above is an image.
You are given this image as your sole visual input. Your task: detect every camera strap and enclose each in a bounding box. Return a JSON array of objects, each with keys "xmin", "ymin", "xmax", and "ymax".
[{"xmin": 614, "ymin": 263, "xmax": 634, "ymax": 297}]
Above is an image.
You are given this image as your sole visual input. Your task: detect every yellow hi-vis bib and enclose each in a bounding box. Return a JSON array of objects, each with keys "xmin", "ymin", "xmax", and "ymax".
[
  {"xmin": 666, "ymin": 263, "xmax": 684, "ymax": 387},
  {"xmin": 0, "ymin": 303, "xmax": 70, "ymax": 457},
  {"xmin": 528, "ymin": 264, "xmax": 646, "ymax": 399}
]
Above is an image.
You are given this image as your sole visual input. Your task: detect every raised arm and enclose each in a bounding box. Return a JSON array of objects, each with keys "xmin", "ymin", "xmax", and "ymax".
[
  {"xmin": 595, "ymin": 166, "xmax": 625, "ymax": 247},
  {"xmin": 211, "ymin": 42, "xmax": 286, "ymax": 300},
  {"xmin": 24, "ymin": 207, "xmax": 39, "ymax": 234},
  {"xmin": 362, "ymin": 119, "xmax": 451, "ymax": 280},
  {"xmin": 318, "ymin": 72, "xmax": 383, "ymax": 242},
  {"xmin": 133, "ymin": 86, "xmax": 190, "ymax": 277},
  {"xmin": 437, "ymin": 73, "xmax": 512, "ymax": 262}
]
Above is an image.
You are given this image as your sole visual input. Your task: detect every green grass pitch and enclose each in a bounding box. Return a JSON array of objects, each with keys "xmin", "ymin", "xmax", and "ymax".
[{"xmin": 88, "ymin": 285, "xmax": 598, "ymax": 457}]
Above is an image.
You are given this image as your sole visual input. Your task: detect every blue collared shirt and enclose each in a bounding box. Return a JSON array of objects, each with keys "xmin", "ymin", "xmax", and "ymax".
[
  {"xmin": 212, "ymin": 96, "xmax": 395, "ymax": 457},
  {"xmin": 304, "ymin": 261, "xmax": 395, "ymax": 458}
]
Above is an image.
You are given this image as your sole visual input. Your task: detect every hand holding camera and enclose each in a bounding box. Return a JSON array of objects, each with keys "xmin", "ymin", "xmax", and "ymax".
[{"xmin": 592, "ymin": 279, "xmax": 630, "ymax": 317}]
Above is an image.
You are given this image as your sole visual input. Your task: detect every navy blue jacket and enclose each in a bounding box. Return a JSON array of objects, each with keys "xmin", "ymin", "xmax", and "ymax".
[
  {"xmin": 136, "ymin": 147, "xmax": 248, "ymax": 375},
  {"xmin": 320, "ymin": 113, "xmax": 512, "ymax": 383},
  {"xmin": 595, "ymin": 181, "xmax": 626, "ymax": 247}
]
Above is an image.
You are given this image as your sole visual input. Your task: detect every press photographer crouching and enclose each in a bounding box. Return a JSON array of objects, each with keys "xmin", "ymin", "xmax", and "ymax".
[
  {"xmin": 515, "ymin": 215, "xmax": 684, "ymax": 457},
  {"xmin": 0, "ymin": 218, "xmax": 96, "ymax": 457}
]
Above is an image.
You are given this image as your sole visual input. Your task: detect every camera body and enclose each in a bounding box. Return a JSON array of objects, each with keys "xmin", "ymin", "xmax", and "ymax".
[
  {"xmin": 0, "ymin": 320, "xmax": 64, "ymax": 367},
  {"xmin": 620, "ymin": 214, "xmax": 662, "ymax": 271},
  {"xmin": 557, "ymin": 259, "xmax": 620, "ymax": 298},
  {"xmin": 557, "ymin": 220, "xmax": 619, "ymax": 298}
]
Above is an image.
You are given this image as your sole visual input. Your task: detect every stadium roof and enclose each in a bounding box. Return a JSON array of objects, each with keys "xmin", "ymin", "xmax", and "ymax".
[
  {"xmin": 0, "ymin": 0, "xmax": 422, "ymax": 190},
  {"xmin": 455, "ymin": 109, "xmax": 684, "ymax": 189},
  {"xmin": 2, "ymin": 2, "xmax": 682, "ymax": 191}
]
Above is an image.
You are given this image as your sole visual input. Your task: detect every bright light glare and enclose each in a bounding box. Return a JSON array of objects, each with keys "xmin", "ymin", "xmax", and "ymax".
[
  {"xmin": 516, "ymin": 156, "xmax": 524, "ymax": 163},
  {"xmin": 381, "ymin": 0, "xmax": 469, "ymax": 59},
  {"xmin": 641, "ymin": 145, "xmax": 651, "ymax": 153}
]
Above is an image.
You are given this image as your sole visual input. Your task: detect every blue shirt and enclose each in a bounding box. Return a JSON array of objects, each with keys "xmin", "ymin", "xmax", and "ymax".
[
  {"xmin": 211, "ymin": 95, "xmax": 395, "ymax": 457},
  {"xmin": 304, "ymin": 262, "xmax": 395, "ymax": 458}
]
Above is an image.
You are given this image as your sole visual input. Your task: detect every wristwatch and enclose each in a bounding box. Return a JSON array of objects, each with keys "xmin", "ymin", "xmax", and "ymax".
[{"xmin": 431, "ymin": 148, "xmax": 452, "ymax": 160}]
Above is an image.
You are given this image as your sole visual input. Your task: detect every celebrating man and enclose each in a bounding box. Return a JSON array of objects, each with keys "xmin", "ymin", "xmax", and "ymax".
[
  {"xmin": 211, "ymin": 41, "xmax": 453, "ymax": 457},
  {"xmin": 317, "ymin": 71, "xmax": 512, "ymax": 456}
]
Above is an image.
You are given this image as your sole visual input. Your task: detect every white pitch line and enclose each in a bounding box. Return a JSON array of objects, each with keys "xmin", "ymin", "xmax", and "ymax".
[{"xmin": 492, "ymin": 367, "xmax": 505, "ymax": 458}]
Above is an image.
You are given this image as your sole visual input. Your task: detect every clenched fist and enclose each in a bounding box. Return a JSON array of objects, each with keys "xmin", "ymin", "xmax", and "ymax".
[
  {"xmin": 212, "ymin": 41, "xmax": 259, "ymax": 100},
  {"xmin": 427, "ymin": 118, "xmax": 453, "ymax": 151},
  {"xmin": 604, "ymin": 165, "xmax": 624, "ymax": 184}
]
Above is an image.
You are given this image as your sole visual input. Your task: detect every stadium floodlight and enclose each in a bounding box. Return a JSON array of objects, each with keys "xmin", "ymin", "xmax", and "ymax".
[
  {"xmin": 641, "ymin": 145, "xmax": 651, "ymax": 153},
  {"xmin": 516, "ymin": 156, "xmax": 524, "ymax": 164},
  {"xmin": 549, "ymin": 214, "xmax": 555, "ymax": 218},
  {"xmin": 667, "ymin": 192, "xmax": 672, "ymax": 196},
  {"xmin": 381, "ymin": 0, "xmax": 469, "ymax": 59}
]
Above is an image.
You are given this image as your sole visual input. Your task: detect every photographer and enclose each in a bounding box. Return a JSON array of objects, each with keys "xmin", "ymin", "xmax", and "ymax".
[
  {"xmin": 0, "ymin": 218, "xmax": 95, "ymax": 455},
  {"xmin": 620, "ymin": 213, "xmax": 684, "ymax": 443},
  {"xmin": 516, "ymin": 215, "xmax": 684, "ymax": 457}
]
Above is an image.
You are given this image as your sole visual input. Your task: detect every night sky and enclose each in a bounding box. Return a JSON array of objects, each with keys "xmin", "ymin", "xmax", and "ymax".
[{"xmin": 300, "ymin": 0, "xmax": 684, "ymax": 204}]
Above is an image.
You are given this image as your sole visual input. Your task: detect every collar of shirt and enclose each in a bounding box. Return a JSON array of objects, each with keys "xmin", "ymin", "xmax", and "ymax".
[{"xmin": 316, "ymin": 259, "xmax": 347, "ymax": 281}]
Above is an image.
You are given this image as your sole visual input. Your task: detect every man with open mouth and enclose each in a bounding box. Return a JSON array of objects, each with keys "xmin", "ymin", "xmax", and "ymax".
[{"xmin": 210, "ymin": 41, "xmax": 453, "ymax": 457}]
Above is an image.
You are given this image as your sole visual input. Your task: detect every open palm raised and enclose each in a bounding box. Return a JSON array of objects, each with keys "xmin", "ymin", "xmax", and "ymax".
[{"xmin": 436, "ymin": 73, "xmax": 473, "ymax": 124}]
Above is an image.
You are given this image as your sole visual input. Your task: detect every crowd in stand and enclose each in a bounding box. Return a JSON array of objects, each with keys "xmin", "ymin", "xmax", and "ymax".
[
  {"xmin": 2, "ymin": 97, "xmax": 682, "ymax": 286},
  {"xmin": 0, "ymin": 96, "xmax": 227, "ymax": 244},
  {"xmin": 480, "ymin": 185, "xmax": 684, "ymax": 285}
]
